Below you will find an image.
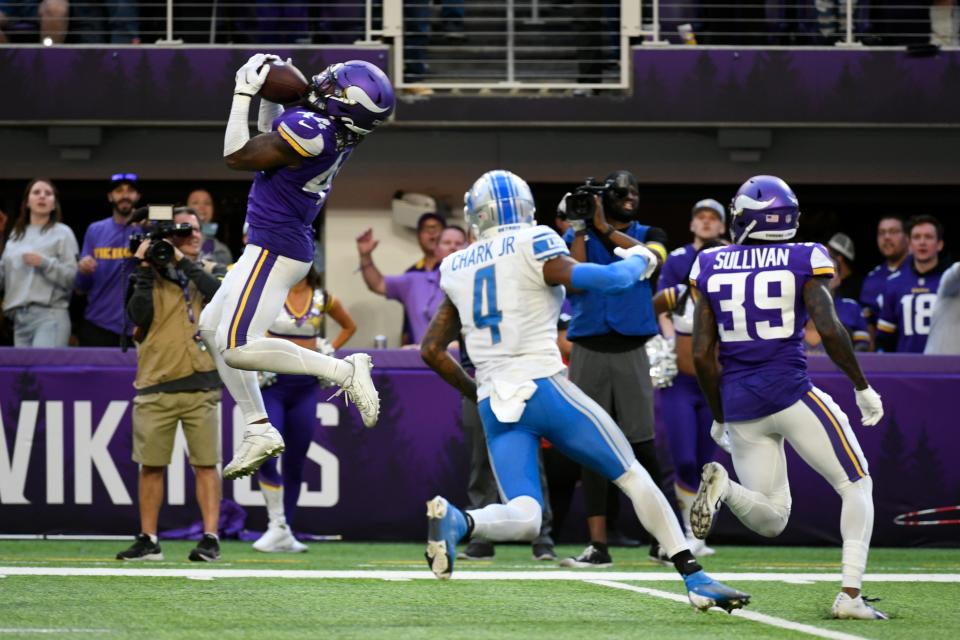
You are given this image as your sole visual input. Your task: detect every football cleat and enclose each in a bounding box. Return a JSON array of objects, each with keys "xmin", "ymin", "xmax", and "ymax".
[
  {"xmin": 223, "ymin": 424, "xmax": 285, "ymax": 480},
  {"xmin": 331, "ymin": 354, "xmax": 380, "ymax": 428},
  {"xmin": 684, "ymin": 570, "xmax": 751, "ymax": 613},
  {"xmin": 559, "ymin": 544, "xmax": 613, "ymax": 568},
  {"xmin": 832, "ymin": 592, "xmax": 889, "ymax": 620},
  {"xmin": 425, "ymin": 496, "xmax": 468, "ymax": 580},
  {"xmin": 690, "ymin": 462, "xmax": 729, "ymax": 540},
  {"xmin": 253, "ymin": 522, "xmax": 308, "ymax": 553}
]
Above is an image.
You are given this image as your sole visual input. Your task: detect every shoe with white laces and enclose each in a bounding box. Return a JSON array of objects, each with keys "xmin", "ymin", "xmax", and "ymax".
[
  {"xmin": 253, "ymin": 522, "xmax": 308, "ymax": 553},
  {"xmin": 684, "ymin": 570, "xmax": 751, "ymax": 612},
  {"xmin": 425, "ymin": 495, "xmax": 469, "ymax": 580},
  {"xmin": 223, "ymin": 424, "xmax": 285, "ymax": 480},
  {"xmin": 691, "ymin": 462, "xmax": 729, "ymax": 540},
  {"xmin": 331, "ymin": 354, "xmax": 380, "ymax": 428},
  {"xmin": 832, "ymin": 592, "xmax": 889, "ymax": 620},
  {"xmin": 559, "ymin": 544, "xmax": 613, "ymax": 568},
  {"xmin": 686, "ymin": 536, "xmax": 716, "ymax": 557}
]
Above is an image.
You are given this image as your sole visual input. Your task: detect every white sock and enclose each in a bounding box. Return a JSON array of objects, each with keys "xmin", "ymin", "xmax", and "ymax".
[
  {"xmin": 260, "ymin": 483, "xmax": 286, "ymax": 526},
  {"xmin": 200, "ymin": 328, "xmax": 268, "ymax": 424},
  {"xmin": 614, "ymin": 461, "xmax": 687, "ymax": 557},
  {"xmin": 467, "ymin": 496, "xmax": 542, "ymax": 542},
  {"xmin": 724, "ymin": 480, "xmax": 792, "ymax": 538},
  {"xmin": 674, "ymin": 483, "xmax": 696, "ymax": 536},
  {"xmin": 223, "ymin": 337, "xmax": 354, "ymax": 384},
  {"xmin": 146, "ymin": 533, "xmax": 158, "ymax": 544},
  {"xmin": 838, "ymin": 476, "xmax": 874, "ymax": 590}
]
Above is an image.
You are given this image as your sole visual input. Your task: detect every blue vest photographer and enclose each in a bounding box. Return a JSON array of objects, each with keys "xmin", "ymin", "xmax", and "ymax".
[{"xmin": 558, "ymin": 170, "xmax": 670, "ymax": 568}]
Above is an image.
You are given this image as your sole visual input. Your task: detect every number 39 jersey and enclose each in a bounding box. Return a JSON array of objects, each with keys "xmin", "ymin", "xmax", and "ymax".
[
  {"xmin": 440, "ymin": 225, "xmax": 569, "ymax": 401},
  {"xmin": 245, "ymin": 108, "xmax": 352, "ymax": 262},
  {"xmin": 690, "ymin": 242, "xmax": 836, "ymax": 422}
]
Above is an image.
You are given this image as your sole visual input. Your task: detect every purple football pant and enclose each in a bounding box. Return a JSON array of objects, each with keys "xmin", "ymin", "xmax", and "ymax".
[{"xmin": 660, "ymin": 373, "xmax": 718, "ymax": 493}]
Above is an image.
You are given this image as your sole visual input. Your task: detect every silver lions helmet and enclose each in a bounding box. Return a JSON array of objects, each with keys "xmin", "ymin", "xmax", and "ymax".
[{"xmin": 464, "ymin": 170, "xmax": 536, "ymax": 238}]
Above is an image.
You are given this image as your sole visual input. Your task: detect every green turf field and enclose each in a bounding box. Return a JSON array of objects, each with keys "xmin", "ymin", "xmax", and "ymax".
[{"xmin": 0, "ymin": 542, "xmax": 957, "ymax": 639}]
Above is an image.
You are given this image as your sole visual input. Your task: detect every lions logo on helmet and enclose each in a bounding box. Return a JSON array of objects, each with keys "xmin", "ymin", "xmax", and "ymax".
[
  {"xmin": 464, "ymin": 170, "xmax": 536, "ymax": 238},
  {"xmin": 308, "ymin": 60, "xmax": 395, "ymax": 137},
  {"xmin": 729, "ymin": 175, "xmax": 801, "ymax": 244}
]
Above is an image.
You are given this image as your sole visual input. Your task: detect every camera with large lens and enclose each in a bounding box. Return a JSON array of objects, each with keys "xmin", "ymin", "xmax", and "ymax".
[
  {"xmin": 128, "ymin": 205, "xmax": 194, "ymax": 268},
  {"xmin": 563, "ymin": 173, "xmax": 635, "ymax": 222}
]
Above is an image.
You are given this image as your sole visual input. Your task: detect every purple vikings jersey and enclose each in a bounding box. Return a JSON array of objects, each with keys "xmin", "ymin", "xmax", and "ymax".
[
  {"xmin": 658, "ymin": 243, "xmax": 697, "ymax": 292},
  {"xmin": 835, "ymin": 297, "xmax": 869, "ymax": 346},
  {"xmin": 690, "ymin": 242, "xmax": 835, "ymax": 422},
  {"xmin": 859, "ymin": 261, "xmax": 901, "ymax": 325},
  {"xmin": 877, "ymin": 261, "xmax": 944, "ymax": 353},
  {"xmin": 245, "ymin": 108, "xmax": 352, "ymax": 262}
]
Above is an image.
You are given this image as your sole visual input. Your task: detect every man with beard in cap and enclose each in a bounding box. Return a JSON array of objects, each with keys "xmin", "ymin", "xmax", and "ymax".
[
  {"xmin": 560, "ymin": 170, "xmax": 670, "ymax": 568},
  {"xmin": 75, "ymin": 172, "xmax": 142, "ymax": 347}
]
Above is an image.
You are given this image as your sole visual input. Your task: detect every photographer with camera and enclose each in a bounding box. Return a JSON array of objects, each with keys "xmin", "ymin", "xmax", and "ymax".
[
  {"xmin": 116, "ymin": 207, "xmax": 227, "ymax": 563},
  {"xmin": 559, "ymin": 170, "xmax": 670, "ymax": 568}
]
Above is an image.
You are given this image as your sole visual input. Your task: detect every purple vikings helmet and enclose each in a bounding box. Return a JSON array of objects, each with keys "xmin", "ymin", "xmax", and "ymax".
[
  {"xmin": 308, "ymin": 60, "xmax": 395, "ymax": 136},
  {"xmin": 464, "ymin": 170, "xmax": 536, "ymax": 237},
  {"xmin": 729, "ymin": 175, "xmax": 801, "ymax": 244}
]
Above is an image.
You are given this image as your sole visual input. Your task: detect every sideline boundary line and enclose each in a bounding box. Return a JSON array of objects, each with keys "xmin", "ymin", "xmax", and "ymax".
[
  {"xmin": 588, "ymin": 580, "xmax": 870, "ymax": 640},
  {"xmin": 0, "ymin": 567, "xmax": 958, "ymax": 582}
]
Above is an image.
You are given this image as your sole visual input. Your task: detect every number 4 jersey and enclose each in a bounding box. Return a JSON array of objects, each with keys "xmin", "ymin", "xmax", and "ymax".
[
  {"xmin": 690, "ymin": 242, "xmax": 836, "ymax": 422},
  {"xmin": 440, "ymin": 225, "xmax": 569, "ymax": 401},
  {"xmin": 246, "ymin": 107, "xmax": 352, "ymax": 262}
]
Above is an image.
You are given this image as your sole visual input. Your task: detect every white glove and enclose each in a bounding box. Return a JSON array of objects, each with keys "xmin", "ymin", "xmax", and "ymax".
[
  {"xmin": 710, "ymin": 420, "xmax": 732, "ymax": 454},
  {"xmin": 569, "ymin": 219, "xmax": 587, "ymax": 232},
  {"xmin": 257, "ymin": 371, "xmax": 277, "ymax": 388},
  {"xmin": 645, "ymin": 335, "xmax": 678, "ymax": 389},
  {"xmin": 854, "ymin": 386, "xmax": 883, "ymax": 426},
  {"xmin": 234, "ymin": 53, "xmax": 272, "ymax": 96},
  {"xmin": 613, "ymin": 244, "xmax": 658, "ymax": 280},
  {"xmin": 316, "ymin": 337, "xmax": 336, "ymax": 356}
]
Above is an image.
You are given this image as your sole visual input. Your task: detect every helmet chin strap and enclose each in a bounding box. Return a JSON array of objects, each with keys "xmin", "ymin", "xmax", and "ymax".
[{"xmin": 735, "ymin": 219, "xmax": 757, "ymax": 245}]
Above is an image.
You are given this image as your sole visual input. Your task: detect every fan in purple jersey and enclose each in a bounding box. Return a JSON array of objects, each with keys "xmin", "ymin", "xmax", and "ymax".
[
  {"xmin": 859, "ymin": 216, "xmax": 909, "ymax": 344},
  {"xmin": 198, "ymin": 54, "xmax": 395, "ymax": 480},
  {"xmin": 804, "ymin": 253, "xmax": 870, "ymax": 353},
  {"xmin": 876, "ymin": 215, "xmax": 947, "ymax": 353},
  {"xmin": 688, "ymin": 175, "xmax": 888, "ymax": 620}
]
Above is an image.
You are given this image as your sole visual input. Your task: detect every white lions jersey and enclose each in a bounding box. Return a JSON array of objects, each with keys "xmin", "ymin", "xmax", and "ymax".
[{"xmin": 440, "ymin": 225, "xmax": 569, "ymax": 400}]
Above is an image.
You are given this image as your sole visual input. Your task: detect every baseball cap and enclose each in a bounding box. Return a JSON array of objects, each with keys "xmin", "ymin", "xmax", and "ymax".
[
  {"xmin": 109, "ymin": 172, "xmax": 139, "ymax": 189},
  {"xmin": 828, "ymin": 232, "xmax": 855, "ymax": 262},
  {"xmin": 692, "ymin": 198, "xmax": 725, "ymax": 224},
  {"xmin": 416, "ymin": 212, "xmax": 446, "ymax": 231}
]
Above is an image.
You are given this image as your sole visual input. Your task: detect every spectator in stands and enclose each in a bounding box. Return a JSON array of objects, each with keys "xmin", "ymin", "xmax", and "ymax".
[
  {"xmin": 877, "ymin": 215, "xmax": 946, "ymax": 353},
  {"xmin": 72, "ymin": 0, "xmax": 139, "ymax": 43},
  {"xmin": 357, "ymin": 224, "xmax": 466, "ymax": 345},
  {"xmin": 75, "ymin": 173, "xmax": 141, "ymax": 347},
  {"xmin": 560, "ymin": 171, "xmax": 670, "ymax": 567},
  {"xmin": 827, "ymin": 232, "xmax": 860, "ymax": 300},
  {"xmin": 930, "ymin": 0, "xmax": 958, "ymax": 46},
  {"xmin": 804, "ymin": 252, "xmax": 870, "ymax": 353},
  {"xmin": 116, "ymin": 207, "xmax": 225, "ymax": 563},
  {"xmin": 253, "ymin": 263, "xmax": 356, "ymax": 553},
  {"xmin": 860, "ymin": 215, "xmax": 909, "ymax": 344},
  {"xmin": 406, "ymin": 212, "xmax": 447, "ymax": 273},
  {"xmin": 186, "ymin": 188, "xmax": 233, "ymax": 267},
  {"xmin": 0, "ymin": 0, "xmax": 68, "ymax": 44},
  {"xmin": 0, "ymin": 178, "xmax": 78, "ymax": 347},
  {"xmin": 925, "ymin": 261, "xmax": 960, "ymax": 354}
]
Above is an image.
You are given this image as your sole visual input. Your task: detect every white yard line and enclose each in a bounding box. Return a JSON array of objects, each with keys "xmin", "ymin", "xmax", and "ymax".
[
  {"xmin": 0, "ymin": 567, "xmax": 957, "ymax": 582},
  {"xmin": 0, "ymin": 630, "xmax": 110, "ymax": 635},
  {"xmin": 588, "ymin": 580, "xmax": 870, "ymax": 640}
]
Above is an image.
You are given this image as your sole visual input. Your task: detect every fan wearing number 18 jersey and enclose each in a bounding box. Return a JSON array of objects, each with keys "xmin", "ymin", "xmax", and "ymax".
[
  {"xmin": 199, "ymin": 56, "xmax": 394, "ymax": 480},
  {"xmin": 419, "ymin": 169, "xmax": 750, "ymax": 613},
  {"xmin": 688, "ymin": 175, "xmax": 887, "ymax": 620}
]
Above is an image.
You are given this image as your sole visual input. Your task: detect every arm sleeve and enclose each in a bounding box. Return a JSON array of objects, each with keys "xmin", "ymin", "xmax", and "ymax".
[
  {"xmin": 179, "ymin": 258, "xmax": 222, "ymax": 301},
  {"xmin": 126, "ymin": 266, "xmax": 156, "ymax": 328},
  {"xmin": 39, "ymin": 229, "xmax": 80, "ymax": 291},
  {"xmin": 258, "ymin": 99, "xmax": 283, "ymax": 133},
  {"xmin": 383, "ymin": 274, "xmax": 410, "ymax": 302},
  {"xmin": 570, "ymin": 258, "xmax": 645, "ymax": 294}
]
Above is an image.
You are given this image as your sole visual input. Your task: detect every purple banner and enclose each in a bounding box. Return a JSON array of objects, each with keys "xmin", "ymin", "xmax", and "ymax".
[{"xmin": 1, "ymin": 348, "xmax": 958, "ymax": 545}]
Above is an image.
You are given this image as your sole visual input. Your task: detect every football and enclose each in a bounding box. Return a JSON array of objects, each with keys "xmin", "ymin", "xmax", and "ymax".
[{"xmin": 258, "ymin": 59, "xmax": 309, "ymax": 104}]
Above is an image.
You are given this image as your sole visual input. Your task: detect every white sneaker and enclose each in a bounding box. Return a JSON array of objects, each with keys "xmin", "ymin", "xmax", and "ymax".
[
  {"xmin": 832, "ymin": 592, "xmax": 888, "ymax": 620},
  {"xmin": 252, "ymin": 522, "xmax": 308, "ymax": 553},
  {"xmin": 686, "ymin": 536, "xmax": 716, "ymax": 557},
  {"xmin": 690, "ymin": 462, "xmax": 728, "ymax": 540},
  {"xmin": 331, "ymin": 354, "xmax": 380, "ymax": 428},
  {"xmin": 223, "ymin": 424, "xmax": 285, "ymax": 480}
]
